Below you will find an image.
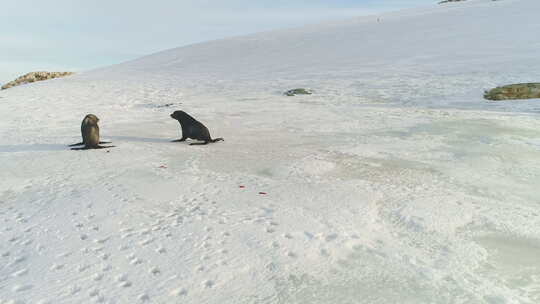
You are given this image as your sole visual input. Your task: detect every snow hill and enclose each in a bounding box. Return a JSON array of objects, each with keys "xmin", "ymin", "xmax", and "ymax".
[{"xmin": 1, "ymin": 0, "xmax": 540, "ymax": 303}]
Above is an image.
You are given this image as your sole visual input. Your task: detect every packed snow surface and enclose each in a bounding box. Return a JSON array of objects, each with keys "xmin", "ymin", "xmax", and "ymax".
[{"xmin": 1, "ymin": 0, "xmax": 540, "ymax": 303}]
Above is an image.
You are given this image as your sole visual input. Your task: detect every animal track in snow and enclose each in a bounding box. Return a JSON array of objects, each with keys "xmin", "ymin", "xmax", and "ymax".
[
  {"xmin": 200, "ymin": 254, "xmax": 210, "ymax": 261},
  {"xmin": 324, "ymin": 233, "xmax": 338, "ymax": 242},
  {"xmin": 119, "ymin": 244, "xmax": 130, "ymax": 251},
  {"xmin": 170, "ymin": 287, "xmax": 188, "ymax": 296},
  {"xmin": 116, "ymin": 274, "xmax": 132, "ymax": 287},
  {"xmin": 92, "ymin": 273, "xmax": 104, "ymax": 281},
  {"xmin": 89, "ymin": 289, "xmax": 100, "ymax": 298},
  {"xmin": 285, "ymin": 251, "xmax": 297, "ymax": 258},
  {"xmin": 119, "ymin": 281, "xmax": 132, "ymax": 288},
  {"xmin": 12, "ymin": 284, "xmax": 33, "ymax": 292},
  {"xmin": 138, "ymin": 228, "xmax": 151, "ymax": 236},
  {"xmin": 320, "ymin": 248, "xmax": 330, "ymax": 257},
  {"xmin": 129, "ymin": 256, "xmax": 143, "ymax": 265},
  {"xmin": 138, "ymin": 293, "xmax": 150, "ymax": 301},
  {"xmin": 66, "ymin": 285, "xmax": 82, "ymax": 295},
  {"xmin": 21, "ymin": 239, "xmax": 32, "ymax": 246},
  {"xmin": 304, "ymin": 231, "xmax": 315, "ymax": 239},
  {"xmin": 93, "ymin": 237, "xmax": 110, "ymax": 244},
  {"xmin": 121, "ymin": 232, "xmax": 135, "ymax": 239},
  {"xmin": 11, "ymin": 268, "xmax": 28, "ymax": 277},
  {"xmin": 50, "ymin": 263, "xmax": 64, "ymax": 270},
  {"xmin": 139, "ymin": 238, "xmax": 154, "ymax": 246},
  {"xmin": 77, "ymin": 264, "xmax": 92, "ymax": 272},
  {"xmin": 7, "ymin": 256, "xmax": 26, "ymax": 267},
  {"xmin": 149, "ymin": 266, "xmax": 161, "ymax": 275}
]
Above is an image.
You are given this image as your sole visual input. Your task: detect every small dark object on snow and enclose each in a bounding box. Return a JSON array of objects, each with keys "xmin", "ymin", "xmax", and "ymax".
[
  {"xmin": 438, "ymin": 0, "xmax": 467, "ymax": 4},
  {"xmin": 284, "ymin": 88, "xmax": 312, "ymax": 96},
  {"xmin": 484, "ymin": 83, "xmax": 540, "ymax": 101}
]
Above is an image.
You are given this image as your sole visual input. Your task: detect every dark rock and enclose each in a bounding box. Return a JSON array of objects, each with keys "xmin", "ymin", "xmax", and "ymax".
[
  {"xmin": 1, "ymin": 71, "xmax": 74, "ymax": 90},
  {"xmin": 484, "ymin": 83, "xmax": 540, "ymax": 101},
  {"xmin": 439, "ymin": 0, "xmax": 467, "ymax": 4},
  {"xmin": 284, "ymin": 88, "xmax": 312, "ymax": 96}
]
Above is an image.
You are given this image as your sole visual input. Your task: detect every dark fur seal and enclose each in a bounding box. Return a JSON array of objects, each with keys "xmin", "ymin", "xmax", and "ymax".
[
  {"xmin": 69, "ymin": 114, "xmax": 114, "ymax": 150},
  {"xmin": 170, "ymin": 110, "xmax": 223, "ymax": 145}
]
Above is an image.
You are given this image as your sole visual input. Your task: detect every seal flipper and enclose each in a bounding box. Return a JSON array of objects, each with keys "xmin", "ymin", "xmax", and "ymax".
[
  {"xmin": 171, "ymin": 137, "xmax": 187, "ymax": 142},
  {"xmin": 70, "ymin": 145, "xmax": 115, "ymax": 151}
]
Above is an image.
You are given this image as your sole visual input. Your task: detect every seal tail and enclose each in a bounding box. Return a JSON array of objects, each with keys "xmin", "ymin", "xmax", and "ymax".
[{"xmin": 210, "ymin": 138, "xmax": 224, "ymax": 143}]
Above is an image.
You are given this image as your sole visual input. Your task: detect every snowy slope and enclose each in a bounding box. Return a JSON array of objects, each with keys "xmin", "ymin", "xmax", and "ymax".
[{"xmin": 1, "ymin": 0, "xmax": 540, "ymax": 303}]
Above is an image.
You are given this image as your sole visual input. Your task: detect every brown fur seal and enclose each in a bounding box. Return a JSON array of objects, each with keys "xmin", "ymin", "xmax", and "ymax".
[
  {"xmin": 170, "ymin": 110, "xmax": 223, "ymax": 145},
  {"xmin": 69, "ymin": 114, "xmax": 114, "ymax": 150}
]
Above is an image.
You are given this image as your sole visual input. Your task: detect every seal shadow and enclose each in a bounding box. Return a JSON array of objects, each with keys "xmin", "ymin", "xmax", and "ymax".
[
  {"xmin": 106, "ymin": 136, "xmax": 171, "ymax": 144},
  {"xmin": 0, "ymin": 136, "xmax": 174, "ymax": 153},
  {"xmin": 0, "ymin": 144, "xmax": 68, "ymax": 152}
]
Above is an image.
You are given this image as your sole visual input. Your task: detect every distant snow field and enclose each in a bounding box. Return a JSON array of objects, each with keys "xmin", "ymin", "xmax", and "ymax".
[{"xmin": 1, "ymin": 0, "xmax": 540, "ymax": 303}]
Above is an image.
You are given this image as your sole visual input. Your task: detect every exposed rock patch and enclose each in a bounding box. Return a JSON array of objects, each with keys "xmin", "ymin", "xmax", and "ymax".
[
  {"xmin": 439, "ymin": 0, "xmax": 467, "ymax": 4},
  {"xmin": 284, "ymin": 88, "xmax": 312, "ymax": 96},
  {"xmin": 439, "ymin": 0, "xmax": 500, "ymax": 3},
  {"xmin": 484, "ymin": 83, "xmax": 540, "ymax": 101},
  {"xmin": 1, "ymin": 71, "xmax": 74, "ymax": 90}
]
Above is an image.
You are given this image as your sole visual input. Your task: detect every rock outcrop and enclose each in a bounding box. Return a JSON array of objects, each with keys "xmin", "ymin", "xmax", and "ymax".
[
  {"xmin": 1, "ymin": 71, "xmax": 74, "ymax": 90},
  {"xmin": 439, "ymin": 0, "xmax": 466, "ymax": 4},
  {"xmin": 484, "ymin": 83, "xmax": 540, "ymax": 101},
  {"xmin": 284, "ymin": 88, "xmax": 313, "ymax": 96}
]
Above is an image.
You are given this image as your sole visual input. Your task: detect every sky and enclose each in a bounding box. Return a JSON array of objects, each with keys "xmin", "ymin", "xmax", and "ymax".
[{"xmin": 0, "ymin": 0, "xmax": 433, "ymax": 84}]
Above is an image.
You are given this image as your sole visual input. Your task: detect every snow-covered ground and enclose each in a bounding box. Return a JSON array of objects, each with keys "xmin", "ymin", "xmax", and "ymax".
[{"xmin": 1, "ymin": 0, "xmax": 540, "ymax": 303}]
